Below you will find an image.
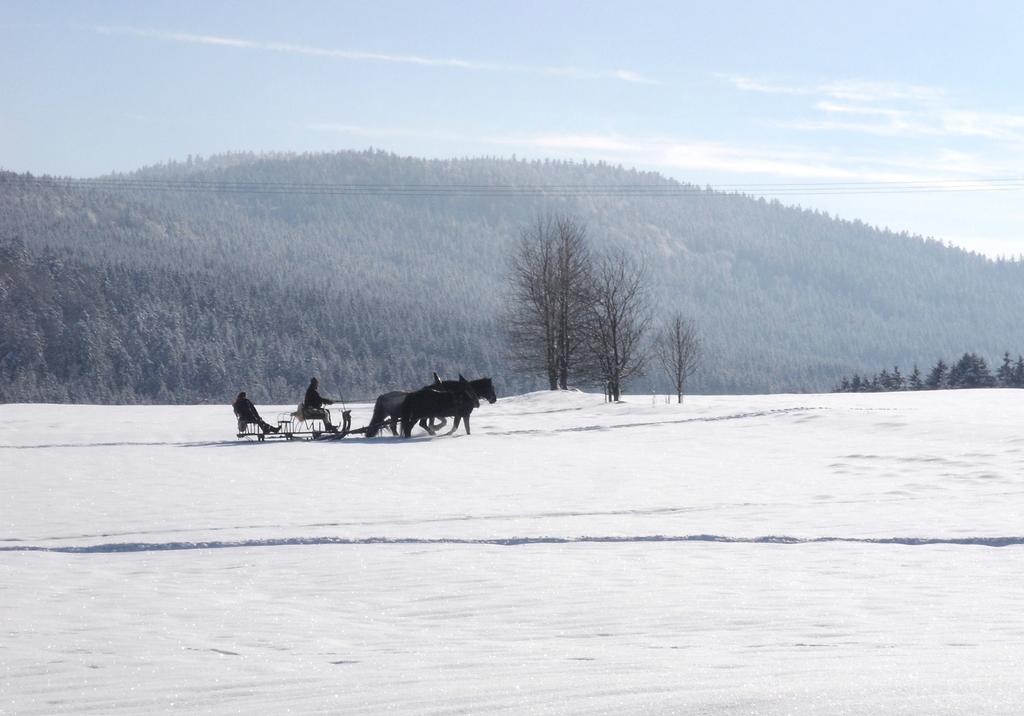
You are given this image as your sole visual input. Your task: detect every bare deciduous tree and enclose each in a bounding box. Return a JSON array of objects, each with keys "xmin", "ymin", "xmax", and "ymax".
[
  {"xmin": 654, "ymin": 313, "xmax": 701, "ymax": 403},
  {"xmin": 505, "ymin": 214, "xmax": 592, "ymax": 389},
  {"xmin": 585, "ymin": 249, "xmax": 651, "ymax": 402}
]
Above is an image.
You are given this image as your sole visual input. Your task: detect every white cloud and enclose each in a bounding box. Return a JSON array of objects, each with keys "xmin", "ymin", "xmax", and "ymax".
[
  {"xmin": 306, "ymin": 120, "xmax": 1024, "ymax": 185},
  {"xmin": 611, "ymin": 69, "xmax": 660, "ymax": 86},
  {"xmin": 497, "ymin": 133, "xmax": 644, "ymax": 153},
  {"xmin": 938, "ymin": 110, "xmax": 1024, "ymax": 142},
  {"xmin": 728, "ymin": 74, "xmax": 1024, "ymax": 145},
  {"xmin": 308, "ymin": 122, "xmax": 416, "ymax": 137},
  {"xmin": 725, "ymin": 75, "xmax": 945, "ymax": 104},
  {"xmin": 814, "ymin": 102, "xmax": 906, "ymax": 118},
  {"xmin": 775, "ymin": 117, "xmax": 941, "ymax": 138},
  {"xmin": 785, "ymin": 106, "xmax": 1024, "ymax": 144},
  {"xmin": 528, "ymin": 132, "xmax": 1024, "ymax": 183},
  {"xmin": 92, "ymin": 25, "xmax": 659, "ymax": 85},
  {"xmin": 816, "ymin": 80, "xmax": 945, "ymax": 104},
  {"xmin": 305, "ymin": 123, "xmax": 474, "ymax": 144},
  {"xmin": 723, "ymin": 75, "xmax": 811, "ymax": 96},
  {"xmin": 648, "ymin": 141, "xmax": 940, "ymax": 182},
  {"xmin": 659, "ymin": 141, "xmax": 874, "ymax": 180}
]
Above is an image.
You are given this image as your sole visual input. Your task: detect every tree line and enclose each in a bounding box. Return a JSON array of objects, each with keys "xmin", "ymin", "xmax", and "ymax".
[
  {"xmin": 835, "ymin": 352, "xmax": 1024, "ymax": 392},
  {"xmin": 6, "ymin": 148, "xmax": 1024, "ymax": 402},
  {"xmin": 505, "ymin": 214, "xmax": 701, "ymax": 402},
  {"xmin": 0, "ymin": 236, "xmax": 505, "ymax": 404}
]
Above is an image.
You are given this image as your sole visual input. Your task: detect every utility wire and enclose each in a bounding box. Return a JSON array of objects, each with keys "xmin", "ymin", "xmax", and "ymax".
[{"xmin": 4, "ymin": 174, "xmax": 1024, "ymax": 198}]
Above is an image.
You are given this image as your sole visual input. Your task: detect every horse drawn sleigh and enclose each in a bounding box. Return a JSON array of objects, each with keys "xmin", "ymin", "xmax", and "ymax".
[
  {"xmin": 235, "ymin": 375, "xmax": 496, "ymax": 442},
  {"xmin": 236, "ymin": 405, "xmax": 356, "ymax": 442}
]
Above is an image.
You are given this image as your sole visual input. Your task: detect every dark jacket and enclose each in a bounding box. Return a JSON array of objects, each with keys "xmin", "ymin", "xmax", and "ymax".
[
  {"xmin": 233, "ymin": 396, "xmax": 259, "ymax": 422},
  {"xmin": 304, "ymin": 384, "xmax": 332, "ymax": 409}
]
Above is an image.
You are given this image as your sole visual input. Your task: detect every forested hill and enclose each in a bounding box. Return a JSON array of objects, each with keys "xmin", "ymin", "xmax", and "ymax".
[{"xmin": 3, "ymin": 149, "xmax": 1024, "ymax": 404}]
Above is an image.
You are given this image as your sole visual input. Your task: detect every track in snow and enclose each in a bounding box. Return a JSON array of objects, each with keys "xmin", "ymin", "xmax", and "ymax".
[{"xmin": 4, "ymin": 534, "xmax": 1024, "ymax": 553}]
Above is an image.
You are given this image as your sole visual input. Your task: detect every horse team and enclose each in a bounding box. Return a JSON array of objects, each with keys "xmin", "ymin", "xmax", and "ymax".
[{"xmin": 366, "ymin": 374, "xmax": 497, "ymax": 438}]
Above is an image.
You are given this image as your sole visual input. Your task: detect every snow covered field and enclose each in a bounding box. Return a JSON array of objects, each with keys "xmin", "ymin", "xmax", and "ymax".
[{"xmin": 3, "ymin": 390, "xmax": 1024, "ymax": 714}]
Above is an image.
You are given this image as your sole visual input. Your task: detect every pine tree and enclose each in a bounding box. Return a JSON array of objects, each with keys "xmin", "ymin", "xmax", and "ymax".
[
  {"xmin": 997, "ymin": 352, "xmax": 1015, "ymax": 387},
  {"xmin": 908, "ymin": 364, "xmax": 923, "ymax": 390},
  {"xmin": 877, "ymin": 368, "xmax": 892, "ymax": 391},
  {"xmin": 947, "ymin": 354, "xmax": 968, "ymax": 388},
  {"xmin": 973, "ymin": 353, "xmax": 996, "ymax": 388},
  {"xmin": 890, "ymin": 365, "xmax": 905, "ymax": 391},
  {"xmin": 926, "ymin": 359, "xmax": 948, "ymax": 389},
  {"xmin": 949, "ymin": 352, "xmax": 995, "ymax": 388}
]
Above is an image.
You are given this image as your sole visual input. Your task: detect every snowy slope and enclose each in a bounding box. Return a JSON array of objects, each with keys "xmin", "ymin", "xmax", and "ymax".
[{"xmin": 2, "ymin": 390, "xmax": 1024, "ymax": 714}]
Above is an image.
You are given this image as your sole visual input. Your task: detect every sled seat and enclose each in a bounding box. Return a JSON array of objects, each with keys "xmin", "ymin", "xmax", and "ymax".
[{"xmin": 236, "ymin": 420, "xmax": 267, "ymax": 442}]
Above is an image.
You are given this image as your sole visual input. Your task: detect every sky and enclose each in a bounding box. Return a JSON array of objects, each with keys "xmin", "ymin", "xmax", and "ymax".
[{"xmin": 4, "ymin": 0, "xmax": 1024, "ymax": 256}]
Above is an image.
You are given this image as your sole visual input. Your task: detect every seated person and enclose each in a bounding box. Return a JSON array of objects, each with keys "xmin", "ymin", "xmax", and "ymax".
[
  {"xmin": 302, "ymin": 377, "xmax": 338, "ymax": 432},
  {"xmin": 233, "ymin": 391, "xmax": 280, "ymax": 434}
]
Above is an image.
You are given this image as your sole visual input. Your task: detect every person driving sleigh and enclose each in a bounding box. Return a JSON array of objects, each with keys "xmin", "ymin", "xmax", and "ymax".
[{"xmin": 302, "ymin": 377, "xmax": 338, "ymax": 432}]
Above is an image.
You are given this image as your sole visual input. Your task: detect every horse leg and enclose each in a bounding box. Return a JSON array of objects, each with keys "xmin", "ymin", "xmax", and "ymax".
[
  {"xmin": 388, "ymin": 417, "xmax": 398, "ymax": 436},
  {"xmin": 446, "ymin": 416, "xmax": 459, "ymax": 435},
  {"xmin": 419, "ymin": 417, "xmax": 435, "ymax": 436},
  {"xmin": 464, "ymin": 414, "xmax": 471, "ymax": 435}
]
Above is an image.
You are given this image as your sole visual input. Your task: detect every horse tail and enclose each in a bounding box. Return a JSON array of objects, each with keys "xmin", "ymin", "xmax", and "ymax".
[{"xmin": 365, "ymin": 397, "xmax": 386, "ymax": 438}]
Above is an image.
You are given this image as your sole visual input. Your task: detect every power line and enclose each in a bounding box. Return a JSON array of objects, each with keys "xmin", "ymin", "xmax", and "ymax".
[{"xmin": 4, "ymin": 173, "xmax": 1024, "ymax": 198}]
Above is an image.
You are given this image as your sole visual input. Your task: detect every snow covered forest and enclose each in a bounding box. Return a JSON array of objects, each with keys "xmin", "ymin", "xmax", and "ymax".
[{"xmin": 4, "ymin": 149, "xmax": 1024, "ymax": 404}]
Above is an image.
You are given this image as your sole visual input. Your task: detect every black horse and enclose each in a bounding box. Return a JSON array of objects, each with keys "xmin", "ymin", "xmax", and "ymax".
[
  {"xmin": 369, "ymin": 389, "xmax": 437, "ymax": 438},
  {"xmin": 367, "ymin": 376, "xmax": 498, "ymax": 438},
  {"xmin": 365, "ymin": 387, "xmax": 458, "ymax": 438},
  {"xmin": 365, "ymin": 391, "xmax": 407, "ymax": 437},
  {"xmin": 435, "ymin": 375, "xmax": 497, "ymax": 404},
  {"xmin": 421, "ymin": 375, "xmax": 497, "ymax": 434},
  {"xmin": 401, "ymin": 377, "xmax": 480, "ymax": 438}
]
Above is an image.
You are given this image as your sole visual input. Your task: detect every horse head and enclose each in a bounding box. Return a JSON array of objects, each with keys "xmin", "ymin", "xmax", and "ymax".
[{"xmin": 476, "ymin": 378, "xmax": 497, "ymax": 404}]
